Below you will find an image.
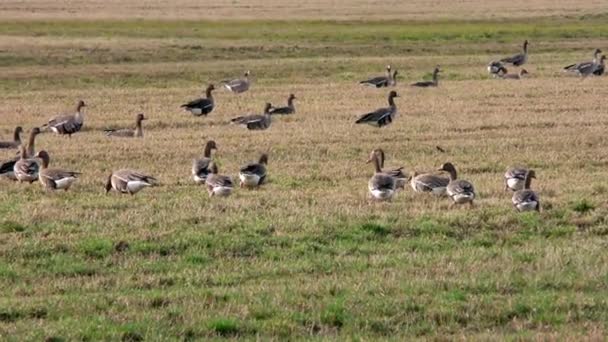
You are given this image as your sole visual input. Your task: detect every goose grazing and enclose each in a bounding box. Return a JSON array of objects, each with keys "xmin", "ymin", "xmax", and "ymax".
[
  {"xmin": 504, "ymin": 167, "xmax": 528, "ymax": 191},
  {"xmin": 355, "ymin": 91, "xmax": 399, "ymax": 127},
  {"xmin": 192, "ymin": 140, "xmax": 217, "ymax": 184},
  {"xmin": 500, "ymin": 40, "xmax": 529, "ymax": 67},
  {"xmin": 1, "ymin": 127, "xmax": 41, "ymax": 180},
  {"xmin": 487, "ymin": 61, "xmax": 507, "ymax": 77},
  {"xmin": 104, "ymin": 113, "xmax": 146, "ymax": 138},
  {"xmin": 438, "ymin": 162, "xmax": 476, "ymax": 207},
  {"xmin": 594, "ymin": 55, "xmax": 606, "ymax": 76},
  {"xmin": 512, "ymin": 169, "xmax": 540, "ymax": 212},
  {"xmin": 181, "ymin": 84, "xmax": 215, "ymax": 116},
  {"xmin": 409, "ymin": 171, "xmax": 450, "ymax": 196},
  {"xmin": 43, "ymin": 100, "xmax": 87, "ymax": 137},
  {"xmin": 105, "ymin": 169, "xmax": 157, "ymax": 195},
  {"xmin": 239, "ymin": 153, "xmax": 268, "ymax": 188},
  {"xmin": 564, "ymin": 49, "xmax": 601, "ymax": 74},
  {"xmin": 367, "ymin": 149, "xmax": 406, "ymax": 188},
  {"xmin": 0, "ymin": 126, "xmax": 23, "ymax": 149},
  {"xmin": 205, "ymin": 163, "xmax": 234, "ymax": 197},
  {"xmin": 268, "ymin": 94, "xmax": 296, "ymax": 115},
  {"xmin": 500, "ymin": 69, "xmax": 529, "ymax": 80},
  {"xmin": 13, "ymin": 145, "xmax": 39, "ymax": 183},
  {"xmin": 367, "ymin": 149, "xmax": 398, "ymax": 201},
  {"xmin": 411, "ymin": 66, "xmax": 441, "ymax": 87},
  {"xmin": 231, "ymin": 103, "xmax": 272, "ymax": 130},
  {"xmin": 360, "ymin": 65, "xmax": 397, "ymax": 88},
  {"xmin": 35, "ymin": 150, "xmax": 80, "ymax": 191},
  {"xmin": 223, "ymin": 71, "xmax": 250, "ymax": 94}
]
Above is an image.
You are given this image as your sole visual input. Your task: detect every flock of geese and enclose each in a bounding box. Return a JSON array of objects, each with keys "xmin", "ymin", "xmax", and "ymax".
[{"xmin": 0, "ymin": 41, "xmax": 605, "ymax": 211}]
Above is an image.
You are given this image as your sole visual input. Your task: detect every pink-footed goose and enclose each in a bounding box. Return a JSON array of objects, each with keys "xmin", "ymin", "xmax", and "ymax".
[
  {"xmin": 231, "ymin": 103, "xmax": 272, "ymax": 130},
  {"xmin": 104, "ymin": 113, "xmax": 146, "ymax": 138},
  {"xmin": 355, "ymin": 91, "xmax": 399, "ymax": 127},
  {"xmin": 1, "ymin": 127, "xmax": 41, "ymax": 181},
  {"xmin": 500, "ymin": 40, "xmax": 529, "ymax": 67},
  {"xmin": 239, "ymin": 153, "xmax": 268, "ymax": 188},
  {"xmin": 0, "ymin": 126, "xmax": 23, "ymax": 149},
  {"xmin": 36, "ymin": 150, "xmax": 81, "ymax": 191},
  {"xmin": 13, "ymin": 145, "xmax": 40, "ymax": 184},
  {"xmin": 367, "ymin": 149, "xmax": 406, "ymax": 188},
  {"xmin": 438, "ymin": 162, "xmax": 476, "ymax": 208},
  {"xmin": 411, "ymin": 66, "xmax": 441, "ymax": 87},
  {"xmin": 43, "ymin": 100, "xmax": 87, "ymax": 137},
  {"xmin": 512, "ymin": 169, "xmax": 540, "ymax": 212},
  {"xmin": 268, "ymin": 94, "xmax": 296, "ymax": 115},
  {"xmin": 367, "ymin": 150, "xmax": 398, "ymax": 201},
  {"xmin": 205, "ymin": 162, "xmax": 234, "ymax": 197},
  {"xmin": 105, "ymin": 169, "xmax": 157, "ymax": 195},
  {"xmin": 192, "ymin": 140, "xmax": 217, "ymax": 184}
]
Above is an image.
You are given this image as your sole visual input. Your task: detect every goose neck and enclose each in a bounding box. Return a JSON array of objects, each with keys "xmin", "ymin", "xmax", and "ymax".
[{"xmin": 13, "ymin": 128, "xmax": 21, "ymax": 143}]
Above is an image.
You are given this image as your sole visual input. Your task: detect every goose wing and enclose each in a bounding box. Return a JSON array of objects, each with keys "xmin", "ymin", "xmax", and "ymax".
[
  {"xmin": 505, "ymin": 168, "xmax": 527, "ymax": 180},
  {"xmin": 268, "ymin": 106, "xmax": 293, "ymax": 115},
  {"xmin": 410, "ymin": 81, "xmax": 434, "ymax": 87},
  {"xmin": 355, "ymin": 107, "xmax": 393, "ymax": 126},
  {"xmin": 413, "ymin": 174, "xmax": 449, "ymax": 192},
  {"xmin": 14, "ymin": 158, "xmax": 39, "ymax": 176},
  {"xmin": 206, "ymin": 174, "xmax": 233, "ymax": 188},
  {"xmin": 181, "ymin": 98, "xmax": 212, "ymax": 109},
  {"xmin": 115, "ymin": 170, "xmax": 156, "ymax": 184},
  {"xmin": 193, "ymin": 157, "xmax": 211, "ymax": 176},
  {"xmin": 240, "ymin": 162, "xmax": 266, "ymax": 177},
  {"xmin": 369, "ymin": 173, "xmax": 396, "ymax": 191},
  {"xmin": 448, "ymin": 179, "xmax": 475, "ymax": 195},
  {"xmin": 360, "ymin": 76, "xmax": 389, "ymax": 87},
  {"xmin": 0, "ymin": 158, "xmax": 18, "ymax": 175},
  {"xmin": 41, "ymin": 168, "xmax": 81, "ymax": 181},
  {"xmin": 500, "ymin": 53, "xmax": 525, "ymax": 66}
]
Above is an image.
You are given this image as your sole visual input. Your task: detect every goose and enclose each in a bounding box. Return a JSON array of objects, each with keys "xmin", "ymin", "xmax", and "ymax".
[
  {"xmin": 438, "ymin": 162, "xmax": 476, "ymax": 207},
  {"xmin": 35, "ymin": 150, "xmax": 80, "ymax": 191},
  {"xmin": 567, "ymin": 55, "xmax": 605, "ymax": 78},
  {"xmin": 500, "ymin": 40, "xmax": 529, "ymax": 67},
  {"xmin": 205, "ymin": 162, "xmax": 234, "ymax": 197},
  {"xmin": 43, "ymin": 100, "xmax": 86, "ymax": 137},
  {"xmin": 181, "ymin": 84, "xmax": 215, "ymax": 116},
  {"xmin": 367, "ymin": 149, "xmax": 398, "ymax": 201},
  {"xmin": 487, "ymin": 61, "xmax": 507, "ymax": 77},
  {"xmin": 367, "ymin": 149, "xmax": 406, "ymax": 188},
  {"xmin": 563, "ymin": 49, "xmax": 601, "ymax": 73},
  {"xmin": 105, "ymin": 169, "xmax": 157, "ymax": 195},
  {"xmin": 355, "ymin": 91, "xmax": 399, "ymax": 127},
  {"xmin": 594, "ymin": 55, "xmax": 606, "ymax": 76},
  {"xmin": 1, "ymin": 128, "xmax": 41, "ymax": 180},
  {"xmin": 360, "ymin": 65, "xmax": 397, "ymax": 88},
  {"xmin": 192, "ymin": 140, "xmax": 217, "ymax": 184},
  {"xmin": 512, "ymin": 169, "xmax": 540, "ymax": 212},
  {"xmin": 500, "ymin": 69, "xmax": 529, "ymax": 80},
  {"xmin": 0, "ymin": 126, "xmax": 23, "ymax": 149},
  {"xmin": 239, "ymin": 153, "xmax": 268, "ymax": 188},
  {"xmin": 13, "ymin": 145, "xmax": 39, "ymax": 183},
  {"xmin": 231, "ymin": 103, "xmax": 272, "ymax": 130},
  {"xmin": 409, "ymin": 171, "xmax": 450, "ymax": 196},
  {"xmin": 411, "ymin": 66, "xmax": 441, "ymax": 87},
  {"xmin": 104, "ymin": 113, "xmax": 146, "ymax": 138},
  {"xmin": 223, "ymin": 71, "xmax": 250, "ymax": 94},
  {"xmin": 268, "ymin": 94, "xmax": 296, "ymax": 115},
  {"xmin": 504, "ymin": 167, "xmax": 528, "ymax": 191}
]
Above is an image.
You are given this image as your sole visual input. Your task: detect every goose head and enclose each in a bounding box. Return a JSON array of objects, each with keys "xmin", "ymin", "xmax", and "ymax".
[
  {"xmin": 366, "ymin": 149, "xmax": 385, "ymax": 168},
  {"xmin": 136, "ymin": 113, "xmax": 146, "ymax": 122},
  {"xmin": 204, "ymin": 140, "xmax": 217, "ymax": 157},
  {"xmin": 288, "ymin": 93, "xmax": 296, "ymax": 101},
  {"xmin": 264, "ymin": 102, "xmax": 272, "ymax": 114},
  {"xmin": 104, "ymin": 174, "xmax": 113, "ymax": 193},
  {"xmin": 520, "ymin": 69, "xmax": 529, "ymax": 76},
  {"xmin": 206, "ymin": 84, "xmax": 216, "ymax": 94},
  {"xmin": 523, "ymin": 40, "xmax": 529, "ymax": 50},
  {"xmin": 244, "ymin": 70, "xmax": 251, "ymax": 78},
  {"xmin": 438, "ymin": 162, "xmax": 458, "ymax": 180},
  {"xmin": 388, "ymin": 90, "xmax": 399, "ymax": 99},
  {"xmin": 259, "ymin": 153, "xmax": 269, "ymax": 165},
  {"xmin": 14, "ymin": 126, "xmax": 24, "ymax": 135},
  {"xmin": 35, "ymin": 150, "xmax": 50, "ymax": 168},
  {"xmin": 76, "ymin": 100, "xmax": 87, "ymax": 111}
]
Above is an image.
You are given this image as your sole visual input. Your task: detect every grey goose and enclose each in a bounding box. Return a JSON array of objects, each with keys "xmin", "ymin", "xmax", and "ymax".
[
  {"xmin": 192, "ymin": 140, "xmax": 217, "ymax": 184},
  {"xmin": 13, "ymin": 145, "xmax": 40, "ymax": 183},
  {"xmin": 487, "ymin": 61, "xmax": 507, "ymax": 77},
  {"xmin": 409, "ymin": 171, "xmax": 450, "ymax": 196},
  {"xmin": 500, "ymin": 40, "xmax": 529, "ymax": 67},
  {"xmin": 566, "ymin": 54, "xmax": 605, "ymax": 78},
  {"xmin": 223, "ymin": 71, "xmax": 250, "ymax": 94},
  {"xmin": 181, "ymin": 84, "xmax": 215, "ymax": 116},
  {"xmin": 239, "ymin": 153, "xmax": 268, "ymax": 188},
  {"xmin": 595, "ymin": 55, "xmax": 606, "ymax": 76},
  {"xmin": 105, "ymin": 169, "xmax": 157, "ymax": 195},
  {"xmin": 438, "ymin": 162, "xmax": 476, "ymax": 207},
  {"xmin": 205, "ymin": 162, "xmax": 234, "ymax": 197},
  {"xmin": 0, "ymin": 126, "xmax": 23, "ymax": 149},
  {"xmin": 504, "ymin": 167, "xmax": 528, "ymax": 191},
  {"xmin": 367, "ymin": 149, "xmax": 398, "ymax": 201},
  {"xmin": 355, "ymin": 91, "xmax": 399, "ymax": 127},
  {"xmin": 563, "ymin": 49, "xmax": 601, "ymax": 74},
  {"xmin": 367, "ymin": 149, "xmax": 406, "ymax": 188},
  {"xmin": 500, "ymin": 69, "xmax": 528, "ymax": 80},
  {"xmin": 0, "ymin": 127, "xmax": 41, "ymax": 181},
  {"xmin": 360, "ymin": 65, "xmax": 398, "ymax": 88},
  {"xmin": 104, "ymin": 113, "xmax": 146, "ymax": 138},
  {"xmin": 43, "ymin": 100, "xmax": 87, "ymax": 137},
  {"xmin": 512, "ymin": 169, "xmax": 540, "ymax": 212},
  {"xmin": 411, "ymin": 66, "xmax": 441, "ymax": 87},
  {"xmin": 268, "ymin": 94, "xmax": 296, "ymax": 115},
  {"xmin": 36, "ymin": 150, "xmax": 81, "ymax": 191},
  {"xmin": 231, "ymin": 103, "xmax": 272, "ymax": 130}
]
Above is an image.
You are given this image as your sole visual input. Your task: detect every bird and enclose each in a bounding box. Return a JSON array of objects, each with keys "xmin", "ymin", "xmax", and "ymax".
[
  {"xmin": 409, "ymin": 171, "xmax": 450, "ymax": 196},
  {"xmin": 360, "ymin": 65, "xmax": 398, "ymax": 88},
  {"xmin": 35, "ymin": 150, "xmax": 80, "ymax": 191},
  {"xmin": 223, "ymin": 71, "xmax": 250, "ymax": 94},
  {"xmin": 0, "ymin": 127, "xmax": 41, "ymax": 181},
  {"xmin": 181, "ymin": 84, "xmax": 216, "ymax": 116},
  {"xmin": 355, "ymin": 91, "xmax": 399, "ymax": 127},
  {"xmin": 512, "ymin": 169, "xmax": 540, "ymax": 212},
  {"xmin": 366, "ymin": 149, "xmax": 406, "ymax": 188},
  {"xmin": 487, "ymin": 61, "xmax": 508, "ymax": 77},
  {"xmin": 438, "ymin": 162, "xmax": 476, "ymax": 207},
  {"xmin": 42, "ymin": 100, "xmax": 87, "ymax": 137},
  {"xmin": 565, "ymin": 54, "xmax": 605, "ymax": 78},
  {"xmin": 500, "ymin": 40, "xmax": 529, "ymax": 67},
  {"xmin": 367, "ymin": 148, "xmax": 398, "ymax": 201},
  {"xmin": 594, "ymin": 55, "xmax": 606, "ymax": 76},
  {"xmin": 104, "ymin": 113, "xmax": 146, "ymax": 138},
  {"xmin": 435, "ymin": 145, "xmax": 446, "ymax": 153},
  {"xmin": 231, "ymin": 103, "xmax": 272, "ymax": 130},
  {"xmin": 563, "ymin": 49, "xmax": 602, "ymax": 74},
  {"xmin": 268, "ymin": 94, "xmax": 297, "ymax": 115},
  {"xmin": 499, "ymin": 69, "xmax": 529, "ymax": 80},
  {"xmin": 0, "ymin": 126, "xmax": 23, "ymax": 149},
  {"xmin": 13, "ymin": 145, "xmax": 40, "ymax": 184},
  {"xmin": 411, "ymin": 66, "xmax": 441, "ymax": 87},
  {"xmin": 205, "ymin": 162, "xmax": 234, "ymax": 197},
  {"xmin": 192, "ymin": 140, "xmax": 218, "ymax": 184},
  {"xmin": 504, "ymin": 167, "xmax": 528, "ymax": 191},
  {"xmin": 105, "ymin": 169, "xmax": 157, "ymax": 195},
  {"xmin": 239, "ymin": 153, "xmax": 268, "ymax": 188}
]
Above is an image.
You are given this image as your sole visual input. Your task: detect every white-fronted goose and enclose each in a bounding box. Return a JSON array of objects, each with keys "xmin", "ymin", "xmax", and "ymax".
[
  {"xmin": 13, "ymin": 145, "xmax": 39, "ymax": 183},
  {"xmin": 594, "ymin": 55, "xmax": 606, "ymax": 76},
  {"xmin": 192, "ymin": 140, "xmax": 217, "ymax": 184},
  {"xmin": 500, "ymin": 40, "xmax": 529, "ymax": 66},
  {"xmin": 105, "ymin": 169, "xmax": 157, "ymax": 195},
  {"xmin": 438, "ymin": 162, "xmax": 476, "ymax": 207},
  {"xmin": 512, "ymin": 169, "xmax": 540, "ymax": 212},
  {"xmin": 223, "ymin": 71, "xmax": 250, "ymax": 94},
  {"xmin": 411, "ymin": 66, "xmax": 441, "ymax": 87},
  {"xmin": 231, "ymin": 103, "xmax": 272, "ymax": 130},
  {"xmin": 0, "ymin": 126, "xmax": 23, "ymax": 149},
  {"xmin": 35, "ymin": 150, "xmax": 80, "ymax": 191},
  {"xmin": 239, "ymin": 153, "xmax": 268, "ymax": 188},
  {"xmin": 487, "ymin": 61, "xmax": 507, "ymax": 77},
  {"xmin": 504, "ymin": 167, "xmax": 528, "ymax": 191},
  {"xmin": 268, "ymin": 94, "xmax": 296, "ymax": 115},
  {"xmin": 104, "ymin": 113, "xmax": 146, "ymax": 138},
  {"xmin": 43, "ymin": 100, "xmax": 86, "ymax": 137},
  {"xmin": 367, "ymin": 149, "xmax": 406, "ymax": 188},
  {"xmin": 360, "ymin": 65, "xmax": 397, "ymax": 88},
  {"xmin": 181, "ymin": 84, "xmax": 215, "ymax": 116},
  {"xmin": 355, "ymin": 91, "xmax": 399, "ymax": 127},
  {"xmin": 500, "ymin": 69, "xmax": 529, "ymax": 80},
  {"xmin": 205, "ymin": 163, "xmax": 234, "ymax": 197},
  {"xmin": 367, "ymin": 150, "xmax": 398, "ymax": 201},
  {"xmin": 410, "ymin": 171, "xmax": 450, "ymax": 195},
  {"xmin": 564, "ymin": 49, "xmax": 601, "ymax": 73}
]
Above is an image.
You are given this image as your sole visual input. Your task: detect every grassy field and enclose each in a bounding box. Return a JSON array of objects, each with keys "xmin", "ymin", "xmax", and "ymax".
[{"xmin": 1, "ymin": 2, "xmax": 608, "ymax": 340}]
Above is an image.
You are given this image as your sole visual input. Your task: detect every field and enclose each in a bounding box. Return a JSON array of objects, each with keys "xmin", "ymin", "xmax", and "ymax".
[{"xmin": 1, "ymin": 1, "xmax": 608, "ymax": 340}]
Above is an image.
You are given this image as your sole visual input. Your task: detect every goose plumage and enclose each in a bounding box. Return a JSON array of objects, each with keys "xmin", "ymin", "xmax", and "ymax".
[
  {"xmin": 504, "ymin": 167, "xmax": 528, "ymax": 191},
  {"xmin": 500, "ymin": 40, "xmax": 529, "ymax": 67},
  {"xmin": 239, "ymin": 153, "xmax": 268, "ymax": 188},
  {"xmin": 439, "ymin": 162, "xmax": 476, "ymax": 207},
  {"xmin": 367, "ymin": 149, "xmax": 406, "ymax": 188},
  {"xmin": 355, "ymin": 91, "xmax": 399, "ymax": 127},
  {"xmin": 410, "ymin": 171, "xmax": 450, "ymax": 196},
  {"xmin": 512, "ymin": 169, "xmax": 540, "ymax": 212},
  {"xmin": 0, "ymin": 126, "xmax": 23, "ymax": 149},
  {"xmin": 192, "ymin": 140, "xmax": 217, "ymax": 184},
  {"xmin": 360, "ymin": 65, "xmax": 398, "ymax": 88},
  {"xmin": 181, "ymin": 84, "xmax": 215, "ymax": 116},
  {"xmin": 0, "ymin": 128, "xmax": 40, "ymax": 181},
  {"xmin": 205, "ymin": 163, "xmax": 234, "ymax": 197},
  {"xmin": 43, "ymin": 100, "xmax": 86, "ymax": 137},
  {"xmin": 36, "ymin": 150, "xmax": 80, "ymax": 191},
  {"xmin": 104, "ymin": 113, "xmax": 146, "ymax": 138},
  {"xmin": 594, "ymin": 55, "xmax": 606, "ymax": 76},
  {"xmin": 367, "ymin": 149, "xmax": 398, "ymax": 201},
  {"xmin": 231, "ymin": 103, "xmax": 272, "ymax": 130},
  {"xmin": 13, "ymin": 145, "xmax": 39, "ymax": 183},
  {"xmin": 500, "ymin": 69, "xmax": 529, "ymax": 80},
  {"xmin": 487, "ymin": 61, "xmax": 507, "ymax": 77},
  {"xmin": 564, "ymin": 49, "xmax": 601, "ymax": 74},
  {"xmin": 268, "ymin": 94, "xmax": 296, "ymax": 115},
  {"xmin": 223, "ymin": 71, "xmax": 250, "ymax": 94},
  {"xmin": 105, "ymin": 169, "xmax": 157, "ymax": 195},
  {"xmin": 411, "ymin": 66, "xmax": 441, "ymax": 87}
]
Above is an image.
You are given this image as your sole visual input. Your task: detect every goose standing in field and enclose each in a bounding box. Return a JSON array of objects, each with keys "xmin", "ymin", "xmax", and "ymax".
[
  {"xmin": 239, "ymin": 153, "xmax": 268, "ymax": 188},
  {"xmin": 487, "ymin": 61, "xmax": 507, "ymax": 77},
  {"xmin": 367, "ymin": 149, "xmax": 406, "ymax": 188},
  {"xmin": 566, "ymin": 55, "xmax": 605, "ymax": 78},
  {"xmin": 411, "ymin": 66, "xmax": 441, "ymax": 87},
  {"xmin": 500, "ymin": 40, "xmax": 529, "ymax": 67},
  {"xmin": 563, "ymin": 48, "xmax": 601, "ymax": 74},
  {"xmin": 438, "ymin": 162, "xmax": 476, "ymax": 207},
  {"xmin": 409, "ymin": 171, "xmax": 450, "ymax": 196},
  {"xmin": 594, "ymin": 55, "xmax": 606, "ymax": 76},
  {"xmin": 0, "ymin": 127, "xmax": 41, "ymax": 180},
  {"xmin": 223, "ymin": 71, "xmax": 250, "ymax": 94},
  {"xmin": 105, "ymin": 169, "xmax": 157, "ymax": 195},
  {"xmin": 13, "ymin": 145, "xmax": 39, "ymax": 183},
  {"xmin": 35, "ymin": 150, "xmax": 80, "ymax": 191},
  {"xmin": 268, "ymin": 94, "xmax": 297, "ymax": 115},
  {"xmin": 192, "ymin": 140, "xmax": 217, "ymax": 184},
  {"xmin": 499, "ymin": 69, "xmax": 529, "ymax": 80},
  {"xmin": 181, "ymin": 84, "xmax": 215, "ymax": 116},
  {"xmin": 367, "ymin": 149, "xmax": 398, "ymax": 201},
  {"xmin": 104, "ymin": 113, "xmax": 146, "ymax": 138},
  {"xmin": 0, "ymin": 126, "xmax": 23, "ymax": 149},
  {"xmin": 43, "ymin": 100, "xmax": 87, "ymax": 137},
  {"xmin": 512, "ymin": 169, "xmax": 540, "ymax": 212},
  {"xmin": 231, "ymin": 103, "xmax": 272, "ymax": 130},
  {"xmin": 360, "ymin": 65, "xmax": 397, "ymax": 88},
  {"xmin": 205, "ymin": 162, "xmax": 234, "ymax": 197},
  {"xmin": 504, "ymin": 167, "xmax": 528, "ymax": 191},
  {"xmin": 355, "ymin": 91, "xmax": 399, "ymax": 127}
]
